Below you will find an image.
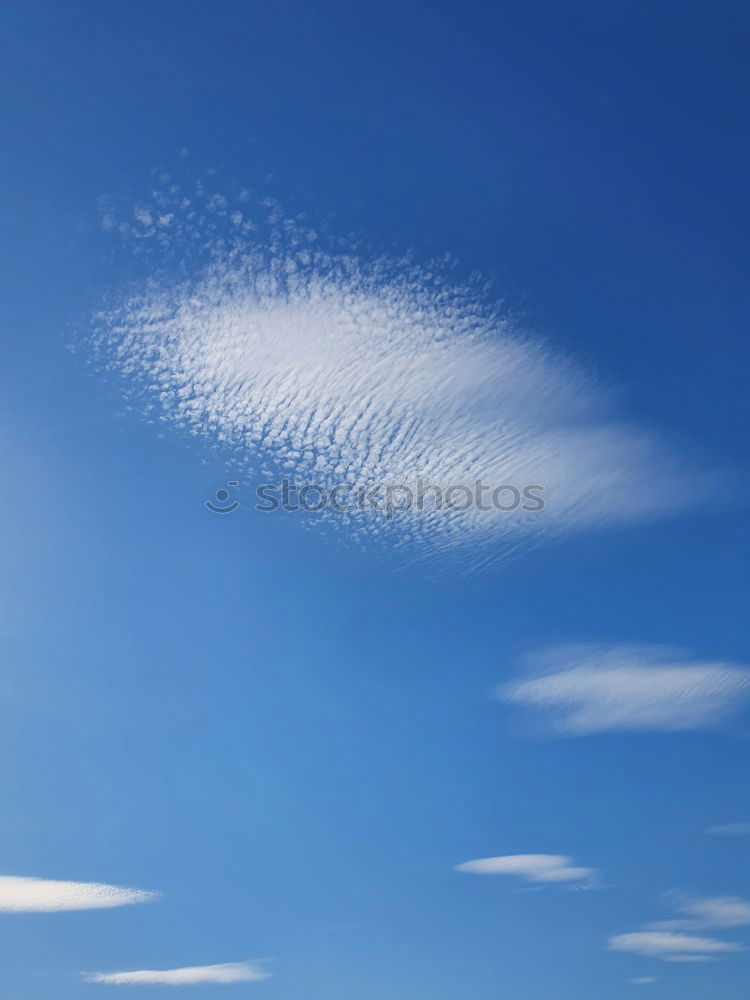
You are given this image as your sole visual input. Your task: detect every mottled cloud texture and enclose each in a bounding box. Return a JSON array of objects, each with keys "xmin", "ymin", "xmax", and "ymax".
[
  {"xmin": 90, "ymin": 173, "xmax": 710, "ymax": 562},
  {"xmin": 0, "ymin": 875, "xmax": 156, "ymax": 912},
  {"xmin": 498, "ymin": 645, "xmax": 750, "ymax": 734}
]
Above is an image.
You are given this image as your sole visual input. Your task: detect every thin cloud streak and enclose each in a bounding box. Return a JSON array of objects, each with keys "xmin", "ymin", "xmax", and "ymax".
[
  {"xmin": 707, "ymin": 823, "xmax": 750, "ymax": 836},
  {"xmin": 610, "ymin": 894, "xmax": 750, "ymax": 964},
  {"xmin": 85, "ymin": 961, "xmax": 269, "ymax": 986},
  {"xmin": 668, "ymin": 895, "xmax": 750, "ymax": 929},
  {"xmin": 455, "ymin": 853, "xmax": 598, "ymax": 885},
  {"xmin": 608, "ymin": 931, "xmax": 744, "ymax": 962},
  {"xmin": 498, "ymin": 644, "xmax": 750, "ymax": 735},
  {"xmin": 0, "ymin": 875, "xmax": 157, "ymax": 913}
]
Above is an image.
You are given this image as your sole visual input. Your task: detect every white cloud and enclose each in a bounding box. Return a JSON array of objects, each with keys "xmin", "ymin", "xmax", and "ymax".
[
  {"xmin": 498, "ymin": 645, "xmax": 750, "ymax": 735},
  {"xmin": 133, "ymin": 205, "xmax": 153, "ymax": 228},
  {"xmin": 89, "ymin": 178, "xmax": 710, "ymax": 561},
  {"xmin": 608, "ymin": 931, "xmax": 743, "ymax": 962},
  {"xmin": 455, "ymin": 853, "xmax": 597, "ymax": 885},
  {"xmin": 629, "ymin": 978, "xmax": 658, "ymax": 985},
  {"xmin": 85, "ymin": 961, "xmax": 269, "ymax": 986},
  {"xmin": 707, "ymin": 823, "xmax": 750, "ymax": 836},
  {"xmin": 611, "ymin": 895, "xmax": 750, "ymax": 965},
  {"xmin": 0, "ymin": 875, "xmax": 157, "ymax": 913},
  {"xmin": 670, "ymin": 895, "xmax": 750, "ymax": 929}
]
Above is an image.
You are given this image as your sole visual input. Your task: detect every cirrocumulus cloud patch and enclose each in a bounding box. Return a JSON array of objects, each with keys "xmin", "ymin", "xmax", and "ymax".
[{"xmin": 89, "ymin": 171, "xmax": 715, "ymax": 563}]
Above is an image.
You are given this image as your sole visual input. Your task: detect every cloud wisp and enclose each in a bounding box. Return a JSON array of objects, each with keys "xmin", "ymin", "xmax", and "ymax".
[
  {"xmin": 85, "ymin": 961, "xmax": 269, "ymax": 986},
  {"xmin": 497, "ymin": 644, "xmax": 750, "ymax": 735},
  {"xmin": 610, "ymin": 894, "xmax": 750, "ymax": 964},
  {"xmin": 654, "ymin": 894, "xmax": 750, "ymax": 930},
  {"xmin": 0, "ymin": 875, "xmax": 157, "ymax": 913},
  {"xmin": 609, "ymin": 931, "xmax": 743, "ymax": 963},
  {"xmin": 89, "ymin": 172, "xmax": 711, "ymax": 563},
  {"xmin": 707, "ymin": 823, "xmax": 750, "ymax": 836},
  {"xmin": 455, "ymin": 853, "xmax": 598, "ymax": 887}
]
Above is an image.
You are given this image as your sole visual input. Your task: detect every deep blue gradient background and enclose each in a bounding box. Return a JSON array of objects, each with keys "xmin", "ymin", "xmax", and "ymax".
[{"xmin": 1, "ymin": 2, "xmax": 748, "ymax": 997}]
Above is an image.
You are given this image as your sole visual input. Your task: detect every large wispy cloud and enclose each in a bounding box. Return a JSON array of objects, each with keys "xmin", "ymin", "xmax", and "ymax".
[
  {"xmin": 455, "ymin": 853, "xmax": 598, "ymax": 886},
  {"xmin": 497, "ymin": 644, "xmax": 750, "ymax": 735},
  {"xmin": 85, "ymin": 961, "xmax": 269, "ymax": 986},
  {"xmin": 89, "ymin": 173, "xmax": 710, "ymax": 561},
  {"xmin": 0, "ymin": 875, "xmax": 157, "ymax": 912}
]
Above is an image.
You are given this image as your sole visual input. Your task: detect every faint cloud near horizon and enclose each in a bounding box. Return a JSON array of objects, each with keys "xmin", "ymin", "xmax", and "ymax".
[{"xmin": 497, "ymin": 644, "xmax": 750, "ymax": 736}]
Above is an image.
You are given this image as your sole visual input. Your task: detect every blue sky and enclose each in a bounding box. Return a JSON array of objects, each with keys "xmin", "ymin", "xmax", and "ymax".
[{"xmin": 1, "ymin": 0, "xmax": 749, "ymax": 996}]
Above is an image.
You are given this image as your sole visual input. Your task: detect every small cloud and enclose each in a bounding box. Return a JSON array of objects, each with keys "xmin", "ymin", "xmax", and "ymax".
[
  {"xmin": 455, "ymin": 853, "xmax": 597, "ymax": 885},
  {"xmin": 0, "ymin": 875, "xmax": 157, "ymax": 913},
  {"xmin": 707, "ymin": 823, "xmax": 750, "ymax": 836},
  {"xmin": 629, "ymin": 978, "xmax": 658, "ymax": 985},
  {"xmin": 498, "ymin": 645, "xmax": 750, "ymax": 735},
  {"xmin": 133, "ymin": 206, "xmax": 153, "ymax": 227},
  {"xmin": 608, "ymin": 931, "xmax": 744, "ymax": 962},
  {"xmin": 85, "ymin": 961, "xmax": 269, "ymax": 986}
]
